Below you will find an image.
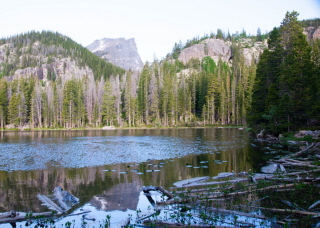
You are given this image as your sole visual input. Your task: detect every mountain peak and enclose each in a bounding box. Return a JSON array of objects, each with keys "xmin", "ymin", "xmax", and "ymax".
[{"xmin": 86, "ymin": 37, "xmax": 144, "ymax": 71}]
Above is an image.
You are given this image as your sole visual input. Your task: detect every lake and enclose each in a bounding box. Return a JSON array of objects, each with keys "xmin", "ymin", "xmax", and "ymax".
[{"xmin": 0, "ymin": 128, "xmax": 289, "ymax": 227}]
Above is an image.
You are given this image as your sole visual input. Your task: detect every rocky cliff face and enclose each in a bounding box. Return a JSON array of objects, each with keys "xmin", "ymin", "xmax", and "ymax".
[
  {"xmin": 3, "ymin": 59, "xmax": 94, "ymax": 84},
  {"xmin": 87, "ymin": 38, "xmax": 144, "ymax": 71},
  {"xmin": 178, "ymin": 39, "xmax": 231, "ymax": 64},
  {"xmin": 178, "ymin": 38, "xmax": 267, "ymax": 66},
  {"xmin": 303, "ymin": 26, "xmax": 320, "ymax": 40}
]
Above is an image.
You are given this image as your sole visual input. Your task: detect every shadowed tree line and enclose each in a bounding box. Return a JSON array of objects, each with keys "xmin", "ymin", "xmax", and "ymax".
[{"xmin": 248, "ymin": 11, "xmax": 320, "ymax": 134}]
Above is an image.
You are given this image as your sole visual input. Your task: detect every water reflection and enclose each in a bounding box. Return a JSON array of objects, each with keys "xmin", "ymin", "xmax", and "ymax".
[{"xmin": 0, "ymin": 128, "xmax": 269, "ymax": 226}]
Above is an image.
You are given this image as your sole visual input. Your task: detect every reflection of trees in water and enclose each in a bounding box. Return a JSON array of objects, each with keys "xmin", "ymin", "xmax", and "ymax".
[{"xmin": 0, "ymin": 128, "xmax": 258, "ymax": 215}]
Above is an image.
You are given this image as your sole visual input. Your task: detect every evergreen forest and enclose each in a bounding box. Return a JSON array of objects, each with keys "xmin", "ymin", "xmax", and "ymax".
[
  {"xmin": 248, "ymin": 11, "xmax": 320, "ymax": 134},
  {"xmin": 0, "ymin": 12, "xmax": 319, "ymax": 134}
]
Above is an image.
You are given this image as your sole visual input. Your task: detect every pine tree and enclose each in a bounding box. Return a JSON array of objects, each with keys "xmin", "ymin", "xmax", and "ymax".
[
  {"xmin": 102, "ymin": 80, "xmax": 116, "ymax": 126},
  {"xmin": 137, "ymin": 63, "xmax": 151, "ymax": 124},
  {"xmin": 62, "ymin": 80, "xmax": 79, "ymax": 128},
  {"xmin": 0, "ymin": 80, "xmax": 8, "ymax": 129},
  {"xmin": 248, "ymin": 11, "xmax": 315, "ymax": 133},
  {"xmin": 257, "ymin": 28, "xmax": 262, "ymax": 41}
]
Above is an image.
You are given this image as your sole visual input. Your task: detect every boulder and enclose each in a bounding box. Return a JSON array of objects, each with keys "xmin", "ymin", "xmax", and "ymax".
[
  {"xmin": 5, "ymin": 124, "xmax": 15, "ymax": 129},
  {"xmin": 102, "ymin": 126, "xmax": 115, "ymax": 130}
]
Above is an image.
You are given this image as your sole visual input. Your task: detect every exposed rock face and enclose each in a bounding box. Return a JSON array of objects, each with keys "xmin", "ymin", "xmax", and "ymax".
[
  {"xmin": 178, "ymin": 39, "xmax": 231, "ymax": 64},
  {"xmin": 313, "ymin": 27, "xmax": 320, "ymax": 40},
  {"xmin": 303, "ymin": 26, "xmax": 320, "ymax": 40},
  {"xmin": 0, "ymin": 42, "xmax": 95, "ymax": 83},
  {"xmin": 3, "ymin": 57, "xmax": 94, "ymax": 83},
  {"xmin": 87, "ymin": 38, "xmax": 144, "ymax": 71},
  {"xmin": 178, "ymin": 38, "xmax": 267, "ymax": 66},
  {"xmin": 242, "ymin": 40, "xmax": 267, "ymax": 65}
]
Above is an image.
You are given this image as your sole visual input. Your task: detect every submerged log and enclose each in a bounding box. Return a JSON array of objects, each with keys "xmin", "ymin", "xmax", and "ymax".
[
  {"xmin": 204, "ymin": 207, "xmax": 267, "ymax": 220},
  {"xmin": 249, "ymin": 206, "xmax": 320, "ymax": 217},
  {"xmin": 0, "ymin": 212, "xmax": 53, "ymax": 224},
  {"xmin": 0, "ymin": 211, "xmax": 18, "ymax": 220},
  {"xmin": 173, "ymin": 176, "xmax": 210, "ymax": 187}
]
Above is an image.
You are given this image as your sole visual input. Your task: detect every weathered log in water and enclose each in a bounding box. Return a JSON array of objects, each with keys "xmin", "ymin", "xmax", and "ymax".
[
  {"xmin": 0, "ymin": 212, "xmax": 53, "ymax": 224},
  {"xmin": 204, "ymin": 206, "xmax": 267, "ymax": 220},
  {"xmin": 0, "ymin": 210, "xmax": 91, "ymax": 224},
  {"xmin": 173, "ymin": 176, "xmax": 210, "ymax": 187},
  {"xmin": 143, "ymin": 219, "xmax": 238, "ymax": 228},
  {"xmin": 249, "ymin": 206, "xmax": 320, "ymax": 217}
]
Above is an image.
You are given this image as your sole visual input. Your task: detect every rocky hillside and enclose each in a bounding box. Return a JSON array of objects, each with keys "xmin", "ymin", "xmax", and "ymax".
[
  {"xmin": 86, "ymin": 38, "xmax": 144, "ymax": 71},
  {"xmin": 0, "ymin": 31, "xmax": 125, "ymax": 83},
  {"xmin": 177, "ymin": 25, "xmax": 320, "ymax": 68},
  {"xmin": 178, "ymin": 37, "xmax": 267, "ymax": 66}
]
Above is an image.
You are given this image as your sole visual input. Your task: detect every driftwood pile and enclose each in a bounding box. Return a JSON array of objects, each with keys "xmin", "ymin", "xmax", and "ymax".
[{"xmin": 138, "ymin": 142, "xmax": 320, "ymax": 227}]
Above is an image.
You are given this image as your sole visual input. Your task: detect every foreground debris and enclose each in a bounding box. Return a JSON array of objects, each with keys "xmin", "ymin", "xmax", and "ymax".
[
  {"xmin": 135, "ymin": 142, "xmax": 320, "ymax": 227},
  {"xmin": 37, "ymin": 186, "xmax": 79, "ymax": 214}
]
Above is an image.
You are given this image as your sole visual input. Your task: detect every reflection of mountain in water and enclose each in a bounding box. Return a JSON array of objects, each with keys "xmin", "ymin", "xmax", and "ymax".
[
  {"xmin": 90, "ymin": 181, "xmax": 142, "ymax": 211},
  {"xmin": 0, "ymin": 128, "xmax": 262, "ymax": 217}
]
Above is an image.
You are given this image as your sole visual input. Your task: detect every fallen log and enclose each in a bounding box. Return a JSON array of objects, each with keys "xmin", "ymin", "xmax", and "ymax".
[
  {"xmin": 173, "ymin": 176, "xmax": 210, "ymax": 187},
  {"xmin": 283, "ymin": 158, "xmax": 312, "ymax": 164},
  {"xmin": 0, "ymin": 211, "xmax": 18, "ymax": 220},
  {"xmin": 204, "ymin": 207, "xmax": 267, "ymax": 220},
  {"xmin": 263, "ymin": 177, "xmax": 320, "ymax": 182},
  {"xmin": 143, "ymin": 219, "xmax": 238, "ymax": 228},
  {"xmin": 136, "ymin": 211, "xmax": 160, "ymax": 222},
  {"xmin": 170, "ymin": 178, "xmax": 249, "ymax": 189},
  {"xmin": 281, "ymin": 162, "xmax": 320, "ymax": 169},
  {"xmin": 289, "ymin": 142, "xmax": 317, "ymax": 158},
  {"xmin": 0, "ymin": 212, "xmax": 53, "ymax": 224},
  {"xmin": 249, "ymin": 206, "xmax": 320, "ymax": 217}
]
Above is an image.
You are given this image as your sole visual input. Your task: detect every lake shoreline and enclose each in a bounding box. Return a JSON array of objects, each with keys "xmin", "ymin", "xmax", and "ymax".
[{"xmin": 0, "ymin": 125, "xmax": 248, "ymax": 132}]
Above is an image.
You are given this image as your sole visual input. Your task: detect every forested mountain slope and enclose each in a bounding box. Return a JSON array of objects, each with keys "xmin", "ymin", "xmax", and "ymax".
[
  {"xmin": 0, "ymin": 30, "xmax": 266, "ymax": 129},
  {"xmin": 0, "ymin": 31, "xmax": 125, "ymax": 81},
  {"xmin": 0, "ymin": 14, "xmax": 318, "ymax": 130},
  {"xmin": 0, "ymin": 31, "xmax": 125, "ymax": 129}
]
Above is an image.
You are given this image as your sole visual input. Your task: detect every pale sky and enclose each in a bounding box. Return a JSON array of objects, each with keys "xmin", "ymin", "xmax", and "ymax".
[{"xmin": 0, "ymin": 0, "xmax": 319, "ymax": 62}]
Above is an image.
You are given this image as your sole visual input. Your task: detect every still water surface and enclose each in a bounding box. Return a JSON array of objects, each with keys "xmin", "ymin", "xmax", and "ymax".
[{"xmin": 0, "ymin": 128, "xmax": 284, "ymax": 227}]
